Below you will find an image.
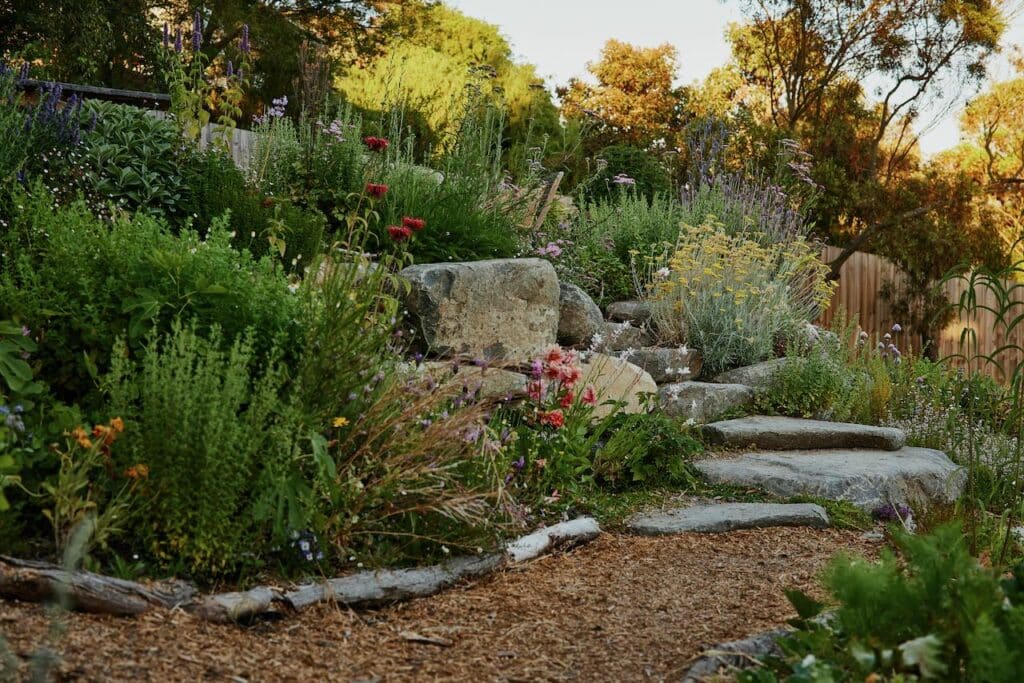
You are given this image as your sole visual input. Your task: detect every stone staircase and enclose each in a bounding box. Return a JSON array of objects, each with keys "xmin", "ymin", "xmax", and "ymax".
[{"xmin": 628, "ymin": 416, "xmax": 964, "ymax": 535}]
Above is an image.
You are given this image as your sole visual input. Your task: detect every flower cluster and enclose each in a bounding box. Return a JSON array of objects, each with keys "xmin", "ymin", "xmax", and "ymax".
[
  {"xmin": 612, "ymin": 173, "xmax": 636, "ymax": 186},
  {"xmin": 364, "ymin": 136, "xmax": 389, "ymax": 152},
  {"xmin": 0, "ymin": 404, "xmax": 25, "ymax": 433},
  {"xmin": 365, "ymin": 182, "xmax": 388, "ymax": 199},
  {"xmin": 69, "ymin": 416, "xmax": 124, "ymax": 454},
  {"xmin": 536, "ymin": 241, "xmax": 565, "ymax": 258},
  {"xmin": 253, "ymin": 96, "xmax": 287, "ymax": 125},
  {"xmin": 524, "ymin": 346, "xmax": 596, "ymax": 430}
]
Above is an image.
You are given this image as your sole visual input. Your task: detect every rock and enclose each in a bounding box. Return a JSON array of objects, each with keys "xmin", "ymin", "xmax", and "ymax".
[
  {"xmin": 682, "ymin": 629, "xmax": 789, "ymax": 683},
  {"xmin": 579, "ymin": 352, "xmax": 657, "ymax": 418},
  {"xmin": 658, "ymin": 382, "xmax": 755, "ymax": 422},
  {"xmin": 627, "ymin": 502, "xmax": 829, "ymax": 535},
  {"xmin": 694, "ymin": 447, "xmax": 965, "ymax": 511},
  {"xmin": 619, "ymin": 347, "xmax": 703, "ymax": 384},
  {"xmin": 702, "ymin": 416, "xmax": 906, "ymax": 451},
  {"xmin": 421, "ymin": 362, "xmax": 527, "ymax": 400},
  {"xmin": 606, "ymin": 300, "xmax": 652, "ymax": 325},
  {"xmin": 401, "ymin": 259, "xmax": 559, "ymax": 360},
  {"xmin": 712, "ymin": 358, "xmax": 790, "ymax": 389},
  {"xmin": 557, "ymin": 282, "xmax": 603, "ymax": 348},
  {"xmin": 593, "ymin": 321, "xmax": 656, "ymax": 353}
]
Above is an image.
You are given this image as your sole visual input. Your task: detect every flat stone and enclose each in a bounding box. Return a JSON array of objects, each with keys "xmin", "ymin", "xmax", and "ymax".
[
  {"xmin": 579, "ymin": 352, "xmax": 657, "ymax": 418},
  {"xmin": 422, "ymin": 362, "xmax": 527, "ymax": 400},
  {"xmin": 606, "ymin": 300, "xmax": 652, "ymax": 325},
  {"xmin": 695, "ymin": 448, "xmax": 965, "ymax": 511},
  {"xmin": 627, "ymin": 502, "xmax": 829, "ymax": 535},
  {"xmin": 557, "ymin": 282, "xmax": 603, "ymax": 348},
  {"xmin": 401, "ymin": 258, "xmax": 559, "ymax": 360},
  {"xmin": 620, "ymin": 347, "xmax": 703, "ymax": 384},
  {"xmin": 593, "ymin": 321, "xmax": 656, "ymax": 353},
  {"xmin": 712, "ymin": 358, "xmax": 790, "ymax": 389},
  {"xmin": 659, "ymin": 381, "xmax": 754, "ymax": 422},
  {"xmin": 703, "ymin": 416, "xmax": 906, "ymax": 451}
]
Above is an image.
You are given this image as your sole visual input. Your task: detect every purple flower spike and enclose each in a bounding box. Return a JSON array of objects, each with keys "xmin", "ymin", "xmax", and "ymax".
[
  {"xmin": 174, "ymin": 28, "xmax": 183, "ymax": 54},
  {"xmin": 18, "ymin": 62, "xmax": 28, "ymax": 81},
  {"xmin": 226, "ymin": 60, "xmax": 234, "ymax": 78},
  {"xmin": 192, "ymin": 10, "xmax": 203, "ymax": 51},
  {"xmin": 163, "ymin": 23, "xmax": 170, "ymax": 49},
  {"xmin": 240, "ymin": 24, "xmax": 250, "ymax": 54}
]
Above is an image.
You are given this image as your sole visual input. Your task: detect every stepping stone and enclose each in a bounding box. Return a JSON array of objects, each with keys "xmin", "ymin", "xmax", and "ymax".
[
  {"xmin": 695, "ymin": 448, "xmax": 964, "ymax": 511},
  {"xmin": 703, "ymin": 416, "xmax": 905, "ymax": 451},
  {"xmin": 659, "ymin": 381, "xmax": 754, "ymax": 422},
  {"xmin": 627, "ymin": 502, "xmax": 829, "ymax": 535}
]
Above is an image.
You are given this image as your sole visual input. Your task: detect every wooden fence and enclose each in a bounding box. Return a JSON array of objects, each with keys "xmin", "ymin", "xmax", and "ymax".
[{"xmin": 818, "ymin": 245, "xmax": 1024, "ymax": 380}]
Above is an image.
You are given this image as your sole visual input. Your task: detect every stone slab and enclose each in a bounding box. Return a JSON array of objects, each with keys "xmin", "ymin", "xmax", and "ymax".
[
  {"xmin": 627, "ymin": 502, "xmax": 829, "ymax": 535},
  {"xmin": 703, "ymin": 416, "xmax": 906, "ymax": 451},
  {"xmin": 659, "ymin": 382, "xmax": 755, "ymax": 422}
]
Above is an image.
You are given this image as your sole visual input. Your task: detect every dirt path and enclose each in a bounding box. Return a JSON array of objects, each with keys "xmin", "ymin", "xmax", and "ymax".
[{"xmin": 2, "ymin": 528, "xmax": 878, "ymax": 682}]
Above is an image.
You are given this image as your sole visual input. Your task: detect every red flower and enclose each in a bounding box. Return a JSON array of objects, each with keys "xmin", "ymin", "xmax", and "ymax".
[
  {"xmin": 527, "ymin": 380, "xmax": 544, "ymax": 401},
  {"xmin": 365, "ymin": 182, "xmax": 388, "ymax": 198},
  {"xmin": 364, "ymin": 136, "xmax": 390, "ymax": 152},
  {"xmin": 581, "ymin": 385, "xmax": 597, "ymax": 407},
  {"xmin": 387, "ymin": 225, "xmax": 412, "ymax": 242},
  {"xmin": 557, "ymin": 363, "xmax": 583, "ymax": 388},
  {"xmin": 402, "ymin": 216, "xmax": 426, "ymax": 231},
  {"xmin": 559, "ymin": 391, "xmax": 574, "ymax": 409},
  {"xmin": 539, "ymin": 410, "xmax": 565, "ymax": 429}
]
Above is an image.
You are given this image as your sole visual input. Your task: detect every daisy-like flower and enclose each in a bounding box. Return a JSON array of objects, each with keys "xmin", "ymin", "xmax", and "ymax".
[{"xmin": 332, "ymin": 416, "xmax": 350, "ymax": 428}]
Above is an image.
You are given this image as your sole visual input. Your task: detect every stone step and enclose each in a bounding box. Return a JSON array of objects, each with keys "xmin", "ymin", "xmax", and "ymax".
[
  {"xmin": 627, "ymin": 502, "xmax": 829, "ymax": 535},
  {"xmin": 694, "ymin": 448, "xmax": 964, "ymax": 511},
  {"xmin": 703, "ymin": 416, "xmax": 906, "ymax": 452}
]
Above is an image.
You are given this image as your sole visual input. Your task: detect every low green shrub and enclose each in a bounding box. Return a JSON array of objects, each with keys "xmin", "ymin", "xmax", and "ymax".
[
  {"xmin": 589, "ymin": 144, "xmax": 671, "ymax": 202},
  {"xmin": 591, "ymin": 411, "xmax": 702, "ymax": 489},
  {"xmin": 104, "ymin": 321, "xmax": 295, "ymax": 575},
  {"xmin": 742, "ymin": 523, "xmax": 1024, "ymax": 682}
]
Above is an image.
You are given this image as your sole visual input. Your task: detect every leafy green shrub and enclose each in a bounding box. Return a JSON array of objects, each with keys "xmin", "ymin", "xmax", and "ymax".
[
  {"xmin": 742, "ymin": 524, "xmax": 1024, "ymax": 682},
  {"xmin": 648, "ymin": 220, "xmax": 834, "ymax": 375},
  {"xmin": 183, "ymin": 149, "xmax": 268, "ymax": 239},
  {"xmin": 590, "ymin": 144, "xmax": 671, "ymax": 202},
  {"xmin": 592, "ymin": 411, "xmax": 702, "ymax": 488},
  {"xmin": 104, "ymin": 321, "xmax": 294, "ymax": 575},
  {"xmin": 80, "ymin": 101, "xmax": 187, "ymax": 217},
  {"xmin": 0, "ymin": 190, "xmax": 300, "ymax": 403}
]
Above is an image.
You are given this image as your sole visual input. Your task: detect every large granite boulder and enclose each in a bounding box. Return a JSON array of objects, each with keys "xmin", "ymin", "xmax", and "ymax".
[
  {"xmin": 606, "ymin": 300, "xmax": 653, "ymax": 326},
  {"xmin": 694, "ymin": 447, "xmax": 964, "ymax": 511},
  {"xmin": 658, "ymin": 382, "xmax": 755, "ymax": 422},
  {"xmin": 621, "ymin": 347, "xmax": 703, "ymax": 384},
  {"xmin": 593, "ymin": 321, "xmax": 656, "ymax": 353},
  {"xmin": 401, "ymin": 259, "xmax": 559, "ymax": 360},
  {"xmin": 580, "ymin": 353, "xmax": 657, "ymax": 419},
  {"xmin": 712, "ymin": 358, "xmax": 790, "ymax": 389},
  {"xmin": 557, "ymin": 282, "xmax": 603, "ymax": 348}
]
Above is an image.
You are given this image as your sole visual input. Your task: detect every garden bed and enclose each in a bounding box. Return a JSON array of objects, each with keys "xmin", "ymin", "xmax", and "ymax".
[{"xmin": 1, "ymin": 528, "xmax": 878, "ymax": 682}]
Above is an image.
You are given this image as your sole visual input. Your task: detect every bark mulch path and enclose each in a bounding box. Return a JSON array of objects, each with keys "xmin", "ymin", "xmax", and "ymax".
[{"xmin": 2, "ymin": 528, "xmax": 878, "ymax": 682}]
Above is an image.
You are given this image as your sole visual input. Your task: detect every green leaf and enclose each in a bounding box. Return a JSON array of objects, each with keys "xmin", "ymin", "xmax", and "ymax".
[{"xmin": 785, "ymin": 588, "xmax": 826, "ymax": 623}]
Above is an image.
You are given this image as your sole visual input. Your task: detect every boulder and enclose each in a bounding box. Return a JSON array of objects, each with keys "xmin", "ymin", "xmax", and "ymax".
[
  {"xmin": 593, "ymin": 321, "xmax": 656, "ymax": 353},
  {"xmin": 606, "ymin": 300, "xmax": 652, "ymax": 326},
  {"xmin": 694, "ymin": 447, "xmax": 965, "ymax": 511},
  {"xmin": 620, "ymin": 347, "xmax": 703, "ymax": 384},
  {"xmin": 702, "ymin": 416, "xmax": 906, "ymax": 451},
  {"xmin": 658, "ymin": 382, "xmax": 755, "ymax": 422},
  {"xmin": 712, "ymin": 358, "xmax": 790, "ymax": 389},
  {"xmin": 401, "ymin": 259, "xmax": 559, "ymax": 360},
  {"xmin": 421, "ymin": 362, "xmax": 527, "ymax": 400},
  {"xmin": 579, "ymin": 353, "xmax": 657, "ymax": 418},
  {"xmin": 627, "ymin": 502, "xmax": 829, "ymax": 535},
  {"xmin": 557, "ymin": 282, "xmax": 603, "ymax": 348}
]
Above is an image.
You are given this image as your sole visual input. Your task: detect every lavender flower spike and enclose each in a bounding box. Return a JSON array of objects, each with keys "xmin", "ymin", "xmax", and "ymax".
[
  {"xmin": 163, "ymin": 22, "xmax": 170, "ymax": 48},
  {"xmin": 174, "ymin": 27, "xmax": 183, "ymax": 54},
  {"xmin": 192, "ymin": 10, "xmax": 203, "ymax": 51},
  {"xmin": 240, "ymin": 24, "xmax": 250, "ymax": 54},
  {"xmin": 226, "ymin": 60, "xmax": 234, "ymax": 78}
]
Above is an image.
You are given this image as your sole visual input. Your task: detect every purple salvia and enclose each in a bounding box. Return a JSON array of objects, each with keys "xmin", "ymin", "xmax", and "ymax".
[
  {"xmin": 163, "ymin": 22, "xmax": 169, "ymax": 49},
  {"xmin": 192, "ymin": 10, "xmax": 202, "ymax": 51},
  {"xmin": 174, "ymin": 28, "xmax": 183, "ymax": 54},
  {"xmin": 240, "ymin": 24, "xmax": 250, "ymax": 54},
  {"xmin": 226, "ymin": 60, "xmax": 234, "ymax": 78}
]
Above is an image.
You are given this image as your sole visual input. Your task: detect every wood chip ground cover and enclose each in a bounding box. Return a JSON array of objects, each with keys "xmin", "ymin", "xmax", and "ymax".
[{"xmin": 2, "ymin": 528, "xmax": 878, "ymax": 682}]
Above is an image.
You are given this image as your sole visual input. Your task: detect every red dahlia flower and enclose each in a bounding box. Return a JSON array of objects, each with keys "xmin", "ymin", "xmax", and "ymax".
[
  {"xmin": 364, "ymin": 136, "xmax": 389, "ymax": 152},
  {"xmin": 387, "ymin": 225, "xmax": 412, "ymax": 242},
  {"xmin": 402, "ymin": 216, "xmax": 426, "ymax": 231},
  {"xmin": 365, "ymin": 182, "xmax": 388, "ymax": 198}
]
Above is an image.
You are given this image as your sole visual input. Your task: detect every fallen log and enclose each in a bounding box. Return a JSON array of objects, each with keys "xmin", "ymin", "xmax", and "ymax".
[{"xmin": 0, "ymin": 555, "xmax": 195, "ymax": 616}]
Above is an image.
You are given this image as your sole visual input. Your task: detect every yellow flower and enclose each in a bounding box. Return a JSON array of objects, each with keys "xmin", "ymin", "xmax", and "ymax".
[{"xmin": 332, "ymin": 416, "xmax": 350, "ymax": 428}]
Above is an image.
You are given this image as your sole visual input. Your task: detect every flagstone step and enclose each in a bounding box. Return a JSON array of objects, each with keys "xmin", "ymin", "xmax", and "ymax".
[
  {"xmin": 702, "ymin": 416, "xmax": 906, "ymax": 451},
  {"xmin": 626, "ymin": 502, "xmax": 829, "ymax": 535}
]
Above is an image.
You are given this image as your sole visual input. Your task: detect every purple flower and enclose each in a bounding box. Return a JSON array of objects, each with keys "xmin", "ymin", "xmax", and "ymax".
[
  {"xmin": 537, "ymin": 242, "xmax": 563, "ymax": 258},
  {"xmin": 240, "ymin": 24, "xmax": 250, "ymax": 54},
  {"xmin": 163, "ymin": 23, "xmax": 170, "ymax": 49},
  {"xmin": 872, "ymin": 502, "xmax": 912, "ymax": 522},
  {"xmin": 174, "ymin": 28, "xmax": 183, "ymax": 54},
  {"xmin": 18, "ymin": 62, "xmax": 28, "ymax": 81},
  {"xmin": 514, "ymin": 455, "xmax": 525, "ymax": 470},
  {"xmin": 612, "ymin": 173, "xmax": 636, "ymax": 186},
  {"xmin": 226, "ymin": 60, "xmax": 234, "ymax": 78},
  {"xmin": 530, "ymin": 359, "xmax": 543, "ymax": 379},
  {"xmin": 892, "ymin": 323, "xmax": 902, "ymax": 333},
  {"xmin": 192, "ymin": 10, "xmax": 203, "ymax": 51}
]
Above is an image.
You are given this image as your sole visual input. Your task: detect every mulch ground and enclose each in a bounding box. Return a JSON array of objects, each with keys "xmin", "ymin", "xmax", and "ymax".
[{"xmin": 2, "ymin": 528, "xmax": 879, "ymax": 682}]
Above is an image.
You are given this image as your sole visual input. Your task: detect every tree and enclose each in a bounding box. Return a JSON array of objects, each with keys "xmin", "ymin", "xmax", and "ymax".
[
  {"xmin": 558, "ymin": 39, "xmax": 686, "ymax": 151},
  {"xmin": 728, "ymin": 0, "xmax": 1007, "ymax": 271}
]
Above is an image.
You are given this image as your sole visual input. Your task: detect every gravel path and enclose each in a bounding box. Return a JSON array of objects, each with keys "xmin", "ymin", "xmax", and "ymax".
[{"xmin": 1, "ymin": 528, "xmax": 878, "ymax": 682}]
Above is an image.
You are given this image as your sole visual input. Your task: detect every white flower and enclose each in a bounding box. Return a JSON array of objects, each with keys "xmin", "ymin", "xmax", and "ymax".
[{"xmin": 684, "ymin": 417, "xmax": 696, "ymax": 426}]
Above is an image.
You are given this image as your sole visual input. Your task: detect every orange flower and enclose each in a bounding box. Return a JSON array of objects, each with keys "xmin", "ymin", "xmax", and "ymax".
[
  {"xmin": 110, "ymin": 417, "xmax": 125, "ymax": 433},
  {"xmin": 71, "ymin": 427, "xmax": 93, "ymax": 450},
  {"xmin": 539, "ymin": 409, "xmax": 565, "ymax": 429},
  {"xmin": 125, "ymin": 463, "xmax": 150, "ymax": 480}
]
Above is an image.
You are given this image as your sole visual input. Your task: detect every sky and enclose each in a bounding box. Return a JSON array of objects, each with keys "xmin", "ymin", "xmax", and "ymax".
[{"xmin": 446, "ymin": 0, "xmax": 1024, "ymax": 157}]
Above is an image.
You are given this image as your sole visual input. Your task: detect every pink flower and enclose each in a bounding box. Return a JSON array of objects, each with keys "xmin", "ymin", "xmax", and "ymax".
[
  {"xmin": 581, "ymin": 385, "xmax": 597, "ymax": 406},
  {"xmin": 364, "ymin": 136, "xmax": 390, "ymax": 152},
  {"xmin": 387, "ymin": 225, "xmax": 412, "ymax": 242},
  {"xmin": 365, "ymin": 182, "xmax": 388, "ymax": 198},
  {"xmin": 527, "ymin": 380, "xmax": 544, "ymax": 401},
  {"xmin": 539, "ymin": 410, "xmax": 565, "ymax": 429},
  {"xmin": 402, "ymin": 216, "xmax": 426, "ymax": 231},
  {"xmin": 559, "ymin": 391, "xmax": 575, "ymax": 408},
  {"xmin": 558, "ymin": 364, "xmax": 583, "ymax": 388}
]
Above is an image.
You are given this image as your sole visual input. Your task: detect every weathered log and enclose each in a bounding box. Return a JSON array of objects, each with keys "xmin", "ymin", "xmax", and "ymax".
[
  {"xmin": 184, "ymin": 586, "xmax": 292, "ymax": 623},
  {"xmin": 0, "ymin": 556, "xmax": 195, "ymax": 616},
  {"xmin": 505, "ymin": 517, "xmax": 601, "ymax": 563}
]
